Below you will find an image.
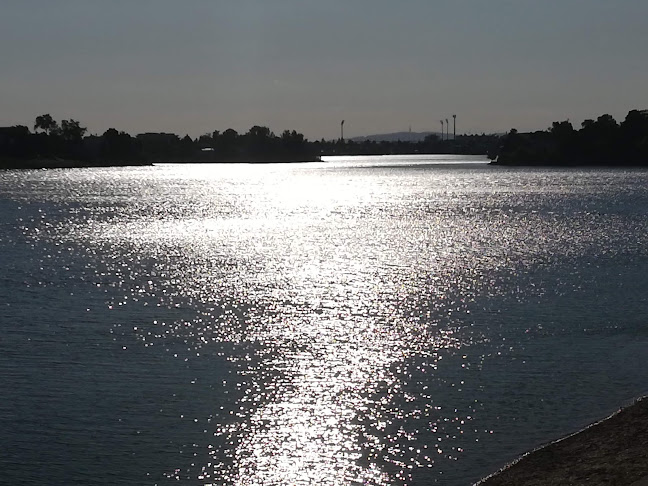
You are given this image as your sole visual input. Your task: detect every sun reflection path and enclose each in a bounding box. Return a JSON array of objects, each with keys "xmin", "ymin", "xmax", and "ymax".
[
  {"xmin": 82, "ymin": 214, "xmax": 478, "ymax": 484},
  {"xmin": 219, "ymin": 315, "xmax": 402, "ymax": 486},
  {"xmin": 235, "ymin": 347, "xmax": 384, "ymax": 484},
  {"xmin": 195, "ymin": 243, "xmax": 467, "ymax": 486},
  {"xmin": 30, "ymin": 163, "xmax": 523, "ymax": 485}
]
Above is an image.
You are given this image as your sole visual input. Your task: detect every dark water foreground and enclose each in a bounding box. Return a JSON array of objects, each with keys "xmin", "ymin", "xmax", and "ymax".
[{"xmin": 1, "ymin": 156, "xmax": 648, "ymax": 485}]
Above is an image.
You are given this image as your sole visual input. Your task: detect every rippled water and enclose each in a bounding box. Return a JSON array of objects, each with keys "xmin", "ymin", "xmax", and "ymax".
[{"xmin": 1, "ymin": 155, "xmax": 648, "ymax": 485}]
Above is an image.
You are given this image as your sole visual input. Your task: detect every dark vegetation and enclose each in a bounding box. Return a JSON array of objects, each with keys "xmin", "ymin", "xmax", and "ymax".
[
  {"xmin": 9, "ymin": 109, "xmax": 645, "ymax": 169},
  {"xmin": 492, "ymin": 109, "xmax": 648, "ymax": 166},
  {"xmin": 0, "ymin": 114, "xmax": 499, "ymax": 169}
]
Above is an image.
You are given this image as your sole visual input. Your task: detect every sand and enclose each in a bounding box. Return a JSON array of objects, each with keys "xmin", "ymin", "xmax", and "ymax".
[{"xmin": 476, "ymin": 397, "xmax": 648, "ymax": 486}]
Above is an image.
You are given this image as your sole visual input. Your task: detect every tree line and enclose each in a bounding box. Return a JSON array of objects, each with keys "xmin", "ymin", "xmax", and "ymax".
[
  {"xmin": 0, "ymin": 114, "xmax": 500, "ymax": 168},
  {"xmin": 5, "ymin": 110, "xmax": 646, "ymax": 168},
  {"xmin": 0, "ymin": 115, "xmax": 316, "ymax": 166},
  {"xmin": 492, "ymin": 109, "xmax": 648, "ymax": 166}
]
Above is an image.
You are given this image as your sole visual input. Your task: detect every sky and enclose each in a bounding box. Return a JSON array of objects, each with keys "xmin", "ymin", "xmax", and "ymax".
[{"xmin": 2, "ymin": 0, "xmax": 647, "ymax": 140}]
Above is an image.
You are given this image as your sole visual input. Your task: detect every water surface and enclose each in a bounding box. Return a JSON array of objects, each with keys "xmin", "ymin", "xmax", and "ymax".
[{"xmin": 1, "ymin": 155, "xmax": 647, "ymax": 485}]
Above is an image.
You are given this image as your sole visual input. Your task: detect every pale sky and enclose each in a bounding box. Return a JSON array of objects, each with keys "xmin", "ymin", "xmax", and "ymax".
[{"xmin": 2, "ymin": 1, "xmax": 647, "ymax": 140}]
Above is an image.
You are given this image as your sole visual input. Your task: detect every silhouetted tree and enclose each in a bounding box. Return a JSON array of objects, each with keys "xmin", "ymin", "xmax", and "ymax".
[
  {"xmin": 620, "ymin": 110, "xmax": 648, "ymax": 164},
  {"xmin": 621, "ymin": 110, "xmax": 648, "ymax": 141},
  {"xmin": 218, "ymin": 128, "xmax": 239, "ymax": 158},
  {"xmin": 279, "ymin": 129, "xmax": 302, "ymax": 147},
  {"xmin": 493, "ymin": 109, "xmax": 648, "ymax": 166},
  {"xmin": 34, "ymin": 114, "xmax": 58, "ymax": 135},
  {"xmin": 550, "ymin": 120, "xmax": 574, "ymax": 139},
  {"xmin": 247, "ymin": 125, "xmax": 272, "ymax": 140},
  {"xmin": 101, "ymin": 128, "xmax": 140, "ymax": 161},
  {"xmin": 221, "ymin": 128, "xmax": 238, "ymax": 142},
  {"xmin": 60, "ymin": 119, "xmax": 87, "ymax": 142},
  {"xmin": 578, "ymin": 114, "xmax": 620, "ymax": 163}
]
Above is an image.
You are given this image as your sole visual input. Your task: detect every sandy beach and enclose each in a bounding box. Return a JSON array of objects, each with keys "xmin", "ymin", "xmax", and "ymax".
[{"xmin": 476, "ymin": 397, "xmax": 648, "ymax": 485}]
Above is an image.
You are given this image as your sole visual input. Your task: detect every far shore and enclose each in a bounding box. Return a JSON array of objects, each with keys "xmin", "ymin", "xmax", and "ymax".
[
  {"xmin": 0, "ymin": 157, "xmax": 152, "ymax": 170},
  {"xmin": 476, "ymin": 396, "xmax": 648, "ymax": 485},
  {"xmin": 0, "ymin": 157, "xmax": 329, "ymax": 170},
  {"xmin": 489, "ymin": 158, "xmax": 648, "ymax": 168}
]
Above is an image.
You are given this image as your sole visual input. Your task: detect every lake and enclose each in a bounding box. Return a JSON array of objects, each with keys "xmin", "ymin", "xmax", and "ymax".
[{"xmin": 1, "ymin": 154, "xmax": 647, "ymax": 485}]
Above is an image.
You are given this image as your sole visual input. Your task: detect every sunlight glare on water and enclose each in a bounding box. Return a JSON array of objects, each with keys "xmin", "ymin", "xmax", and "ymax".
[
  {"xmin": 2, "ymin": 156, "xmax": 648, "ymax": 485},
  {"xmin": 111, "ymin": 161, "xmax": 476, "ymax": 485}
]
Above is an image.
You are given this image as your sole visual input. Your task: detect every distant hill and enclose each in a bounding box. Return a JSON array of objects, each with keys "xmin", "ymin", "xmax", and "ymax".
[{"xmin": 350, "ymin": 131, "xmax": 439, "ymax": 142}]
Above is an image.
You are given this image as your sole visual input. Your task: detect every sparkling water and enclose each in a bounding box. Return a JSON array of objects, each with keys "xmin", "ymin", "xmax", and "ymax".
[{"xmin": 1, "ymin": 155, "xmax": 647, "ymax": 485}]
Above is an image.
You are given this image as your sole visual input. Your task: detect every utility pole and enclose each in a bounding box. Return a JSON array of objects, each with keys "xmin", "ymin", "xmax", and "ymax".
[
  {"xmin": 440, "ymin": 120, "xmax": 444, "ymax": 141},
  {"xmin": 453, "ymin": 114, "xmax": 456, "ymax": 140},
  {"xmin": 340, "ymin": 120, "xmax": 345, "ymax": 142},
  {"xmin": 446, "ymin": 118, "xmax": 449, "ymax": 142}
]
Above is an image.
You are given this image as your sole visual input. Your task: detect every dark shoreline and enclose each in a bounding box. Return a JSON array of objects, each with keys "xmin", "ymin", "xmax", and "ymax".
[
  {"xmin": 489, "ymin": 160, "xmax": 648, "ymax": 168},
  {"xmin": 0, "ymin": 157, "xmax": 153, "ymax": 170},
  {"xmin": 476, "ymin": 396, "xmax": 648, "ymax": 485},
  {"xmin": 0, "ymin": 157, "xmax": 325, "ymax": 170},
  {"xmin": 6, "ymin": 157, "xmax": 648, "ymax": 170}
]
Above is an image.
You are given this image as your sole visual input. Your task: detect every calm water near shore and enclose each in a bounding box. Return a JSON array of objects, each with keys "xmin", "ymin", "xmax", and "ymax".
[{"xmin": 1, "ymin": 155, "xmax": 648, "ymax": 485}]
